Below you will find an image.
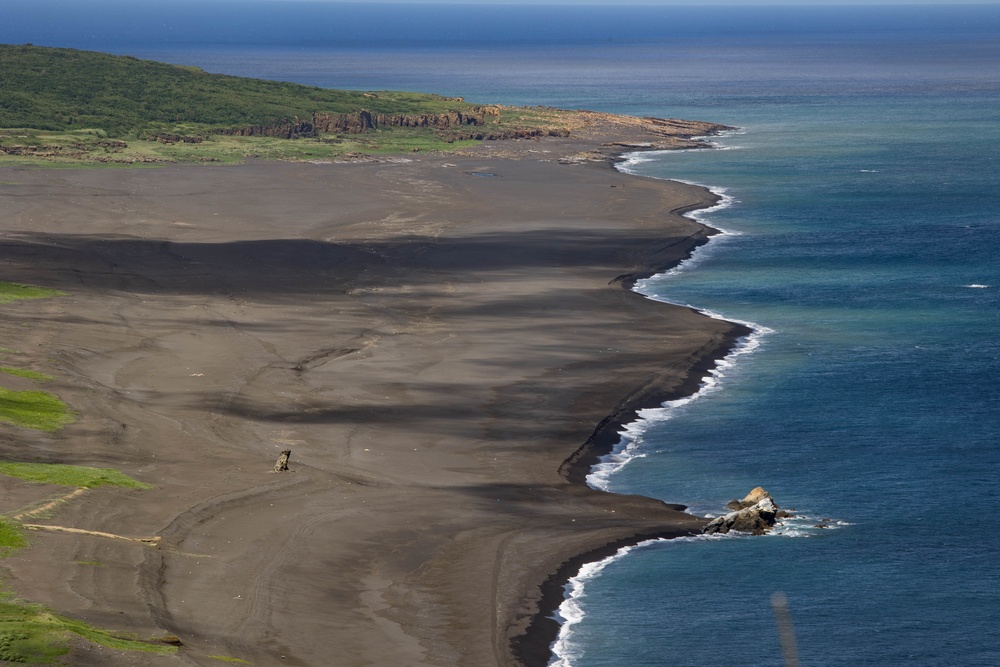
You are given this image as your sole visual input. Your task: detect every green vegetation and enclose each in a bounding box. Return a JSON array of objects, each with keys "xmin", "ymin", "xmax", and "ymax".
[
  {"xmin": 0, "ymin": 282, "xmax": 72, "ymax": 431},
  {"xmin": 0, "ymin": 462, "xmax": 150, "ymax": 489},
  {"xmin": 0, "ymin": 125, "xmax": 479, "ymax": 166},
  {"xmin": 0, "ymin": 596, "xmax": 176, "ymax": 663},
  {"xmin": 0, "ymin": 580, "xmax": 176, "ymax": 663},
  {"xmin": 0, "ymin": 367, "xmax": 53, "ymax": 381},
  {"xmin": 209, "ymin": 657, "xmax": 253, "ymax": 664},
  {"xmin": 0, "ymin": 282, "xmax": 64, "ymax": 303},
  {"xmin": 0, "ymin": 461, "xmax": 156, "ymax": 662},
  {"xmin": 0, "ymin": 279, "xmax": 165, "ymax": 664},
  {"xmin": 0, "ymin": 44, "xmax": 471, "ymax": 136},
  {"xmin": 0, "ymin": 519, "xmax": 28, "ymax": 557},
  {"xmin": 0, "ymin": 388, "xmax": 74, "ymax": 431},
  {"xmin": 56, "ymin": 617, "xmax": 177, "ymax": 655},
  {"xmin": 0, "ymin": 44, "xmax": 578, "ymax": 164}
]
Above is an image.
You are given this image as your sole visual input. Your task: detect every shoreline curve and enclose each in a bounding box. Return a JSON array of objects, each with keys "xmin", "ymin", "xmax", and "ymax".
[{"xmin": 521, "ymin": 177, "xmax": 752, "ymax": 667}]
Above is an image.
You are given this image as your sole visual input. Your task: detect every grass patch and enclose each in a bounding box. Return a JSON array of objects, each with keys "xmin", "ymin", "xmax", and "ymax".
[
  {"xmin": 57, "ymin": 616, "xmax": 178, "ymax": 655},
  {"xmin": 0, "ymin": 520, "xmax": 28, "ymax": 557},
  {"xmin": 0, "ymin": 126, "xmax": 484, "ymax": 166},
  {"xmin": 73, "ymin": 561, "xmax": 104, "ymax": 567},
  {"xmin": 0, "ymin": 388, "xmax": 74, "ymax": 431},
  {"xmin": 0, "ymin": 596, "xmax": 176, "ymax": 663},
  {"xmin": 0, "ymin": 463, "xmax": 150, "ymax": 489},
  {"xmin": 0, "ymin": 283, "xmax": 64, "ymax": 304},
  {"xmin": 0, "ymin": 367, "xmax": 53, "ymax": 381},
  {"xmin": 209, "ymin": 656, "xmax": 253, "ymax": 664}
]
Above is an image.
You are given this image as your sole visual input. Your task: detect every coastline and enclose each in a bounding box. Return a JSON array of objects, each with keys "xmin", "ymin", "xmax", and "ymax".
[
  {"xmin": 525, "ymin": 175, "xmax": 753, "ymax": 666},
  {"xmin": 0, "ymin": 130, "xmax": 748, "ymax": 666},
  {"xmin": 559, "ymin": 151, "xmax": 752, "ymax": 486}
]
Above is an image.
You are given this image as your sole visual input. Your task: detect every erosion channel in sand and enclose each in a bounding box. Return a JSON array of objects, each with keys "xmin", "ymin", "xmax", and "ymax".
[{"xmin": 0, "ymin": 134, "xmax": 748, "ymax": 666}]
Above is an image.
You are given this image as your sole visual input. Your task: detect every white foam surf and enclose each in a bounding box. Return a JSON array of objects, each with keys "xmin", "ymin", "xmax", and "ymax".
[
  {"xmin": 586, "ymin": 316, "xmax": 769, "ymax": 492},
  {"xmin": 548, "ymin": 537, "xmax": 685, "ymax": 667},
  {"xmin": 547, "ymin": 543, "xmax": 641, "ymax": 667},
  {"xmin": 616, "ymin": 130, "xmax": 746, "ymax": 172},
  {"xmin": 588, "ymin": 146, "xmax": 774, "ymax": 491},
  {"xmin": 546, "ymin": 510, "xmax": 845, "ymax": 666},
  {"xmin": 550, "ymin": 140, "xmax": 776, "ymax": 667},
  {"xmin": 548, "ymin": 529, "xmax": 766, "ymax": 666},
  {"xmin": 770, "ymin": 514, "xmax": 853, "ymax": 538},
  {"xmin": 587, "ymin": 176, "xmax": 771, "ymax": 491}
]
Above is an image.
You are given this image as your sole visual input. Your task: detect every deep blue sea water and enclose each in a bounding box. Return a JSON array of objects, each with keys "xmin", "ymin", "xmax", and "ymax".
[{"xmin": 4, "ymin": 3, "xmax": 1000, "ymax": 665}]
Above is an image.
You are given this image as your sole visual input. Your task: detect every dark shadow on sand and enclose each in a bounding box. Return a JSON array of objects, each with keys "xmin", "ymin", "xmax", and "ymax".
[{"xmin": 0, "ymin": 230, "xmax": 702, "ymax": 300}]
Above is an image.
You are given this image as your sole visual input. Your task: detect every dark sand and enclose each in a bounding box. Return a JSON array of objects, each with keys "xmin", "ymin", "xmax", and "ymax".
[{"xmin": 0, "ymin": 136, "xmax": 747, "ymax": 665}]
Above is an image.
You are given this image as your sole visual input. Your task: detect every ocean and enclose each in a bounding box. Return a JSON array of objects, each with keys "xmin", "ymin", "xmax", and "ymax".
[{"xmin": 4, "ymin": 3, "xmax": 1000, "ymax": 665}]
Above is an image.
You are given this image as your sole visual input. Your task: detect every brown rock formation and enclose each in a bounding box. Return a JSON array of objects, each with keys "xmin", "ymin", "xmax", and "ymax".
[
  {"xmin": 150, "ymin": 134, "xmax": 204, "ymax": 144},
  {"xmin": 220, "ymin": 106, "xmax": 505, "ymax": 139},
  {"xmin": 705, "ymin": 488, "xmax": 782, "ymax": 535},
  {"xmin": 726, "ymin": 486, "xmax": 772, "ymax": 510},
  {"xmin": 313, "ymin": 108, "xmax": 499, "ymax": 133}
]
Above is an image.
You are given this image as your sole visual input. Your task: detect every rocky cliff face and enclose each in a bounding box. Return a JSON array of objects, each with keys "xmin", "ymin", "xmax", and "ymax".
[
  {"xmin": 314, "ymin": 106, "xmax": 502, "ymax": 133},
  {"xmin": 215, "ymin": 105, "xmax": 729, "ymax": 149},
  {"xmin": 220, "ymin": 106, "xmax": 507, "ymax": 139}
]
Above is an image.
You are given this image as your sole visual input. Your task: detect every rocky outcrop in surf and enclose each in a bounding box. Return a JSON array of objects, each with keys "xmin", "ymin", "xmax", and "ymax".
[{"xmin": 703, "ymin": 487, "xmax": 787, "ymax": 535}]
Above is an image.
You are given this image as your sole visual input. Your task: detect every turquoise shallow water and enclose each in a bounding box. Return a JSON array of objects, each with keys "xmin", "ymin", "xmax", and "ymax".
[{"xmin": 6, "ymin": 3, "xmax": 1000, "ymax": 664}]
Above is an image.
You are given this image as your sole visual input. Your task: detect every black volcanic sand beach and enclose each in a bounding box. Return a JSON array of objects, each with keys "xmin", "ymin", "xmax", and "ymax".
[{"xmin": 0, "ymin": 142, "xmax": 747, "ymax": 665}]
